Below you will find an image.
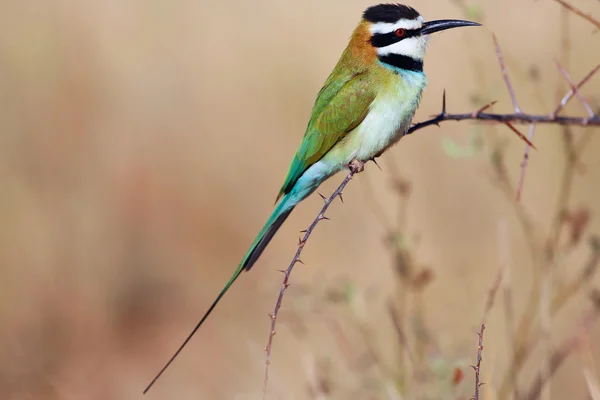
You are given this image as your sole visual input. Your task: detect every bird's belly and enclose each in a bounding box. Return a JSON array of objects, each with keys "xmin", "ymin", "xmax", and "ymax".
[
  {"xmin": 344, "ymin": 91, "xmax": 415, "ymax": 162},
  {"xmin": 319, "ymin": 72, "xmax": 425, "ymax": 168}
]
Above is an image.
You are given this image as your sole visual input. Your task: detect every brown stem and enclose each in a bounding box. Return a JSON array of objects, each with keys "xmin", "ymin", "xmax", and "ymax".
[
  {"xmin": 552, "ymin": 0, "xmax": 600, "ymax": 30},
  {"xmin": 525, "ymin": 290, "xmax": 600, "ymax": 400},
  {"xmin": 473, "ymin": 323, "xmax": 486, "ymax": 400},
  {"xmin": 263, "ymin": 164, "xmax": 362, "ymax": 399}
]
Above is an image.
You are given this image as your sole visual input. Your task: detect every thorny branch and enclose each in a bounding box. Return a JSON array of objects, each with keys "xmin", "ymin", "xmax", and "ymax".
[
  {"xmin": 473, "ymin": 324, "xmax": 486, "ymax": 400},
  {"xmin": 405, "ymin": 96, "xmax": 600, "ymax": 134},
  {"xmin": 263, "ymin": 163, "xmax": 363, "ymax": 399},
  {"xmin": 405, "ymin": 37, "xmax": 598, "ymax": 204}
]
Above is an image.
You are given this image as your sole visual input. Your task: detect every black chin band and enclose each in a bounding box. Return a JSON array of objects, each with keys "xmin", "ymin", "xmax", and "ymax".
[{"xmin": 378, "ymin": 54, "xmax": 423, "ymax": 72}]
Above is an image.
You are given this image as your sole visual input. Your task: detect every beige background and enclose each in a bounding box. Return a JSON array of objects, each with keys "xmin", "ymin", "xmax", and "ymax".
[{"xmin": 0, "ymin": 0, "xmax": 599, "ymax": 399}]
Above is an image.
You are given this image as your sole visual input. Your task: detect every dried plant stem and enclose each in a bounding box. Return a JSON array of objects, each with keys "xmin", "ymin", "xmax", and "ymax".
[
  {"xmin": 499, "ymin": 220, "xmax": 518, "ymax": 400},
  {"xmin": 555, "ymin": 61, "xmax": 597, "ymax": 118},
  {"xmin": 525, "ymin": 290, "xmax": 600, "ymax": 400},
  {"xmin": 516, "ymin": 124, "xmax": 536, "ymax": 202},
  {"xmin": 552, "ymin": 0, "xmax": 600, "ymax": 30},
  {"xmin": 499, "ymin": 244, "xmax": 600, "ymax": 399},
  {"xmin": 263, "ymin": 165, "xmax": 361, "ymax": 399},
  {"xmin": 406, "ymin": 104, "xmax": 600, "ymax": 135},
  {"xmin": 473, "ymin": 324, "xmax": 486, "ymax": 400},
  {"xmin": 539, "ymin": 267, "xmax": 553, "ymax": 400},
  {"xmin": 552, "ymin": 64, "xmax": 600, "ymax": 117},
  {"xmin": 493, "ymin": 34, "xmax": 521, "ymax": 113}
]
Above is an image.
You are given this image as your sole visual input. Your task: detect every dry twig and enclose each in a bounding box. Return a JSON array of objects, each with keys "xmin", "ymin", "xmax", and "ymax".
[
  {"xmin": 263, "ymin": 164, "xmax": 362, "ymax": 399},
  {"xmin": 516, "ymin": 124, "xmax": 536, "ymax": 202},
  {"xmin": 525, "ymin": 290, "xmax": 600, "ymax": 400},
  {"xmin": 499, "ymin": 238, "xmax": 600, "ymax": 399},
  {"xmin": 555, "ymin": 61, "xmax": 597, "ymax": 119},
  {"xmin": 552, "ymin": 0, "xmax": 600, "ymax": 30},
  {"xmin": 552, "ymin": 64, "xmax": 600, "ymax": 117},
  {"xmin": 473, "ymin": 324, "xmax": 486, "ymax": 400}
]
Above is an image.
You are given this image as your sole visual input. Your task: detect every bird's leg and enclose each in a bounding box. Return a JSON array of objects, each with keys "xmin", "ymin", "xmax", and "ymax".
[{"xmin": 346, "ymin": 159, "xmax": 365, "ymax": 173}]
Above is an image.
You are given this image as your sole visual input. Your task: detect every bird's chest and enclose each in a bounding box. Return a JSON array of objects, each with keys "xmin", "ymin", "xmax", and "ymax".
[{"xmin": 353, "ymin": 73, "xmax": 426, "ymax": 160}]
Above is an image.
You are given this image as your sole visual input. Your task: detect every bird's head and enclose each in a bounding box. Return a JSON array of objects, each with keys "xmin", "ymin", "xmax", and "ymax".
[{"xmin": 362, "ymin": 4, "xmax": 480, "ymax": 71}]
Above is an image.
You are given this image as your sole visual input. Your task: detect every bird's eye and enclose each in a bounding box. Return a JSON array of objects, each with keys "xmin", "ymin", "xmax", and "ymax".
[{"xmin": 395, "ymin": 28, "xmax": 405, "ymax": 37}]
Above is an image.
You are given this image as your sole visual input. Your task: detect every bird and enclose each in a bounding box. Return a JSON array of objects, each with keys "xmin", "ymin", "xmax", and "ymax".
[{"xmin": 144, "ymin": 3, "xmax": 480, "ymax": 393}]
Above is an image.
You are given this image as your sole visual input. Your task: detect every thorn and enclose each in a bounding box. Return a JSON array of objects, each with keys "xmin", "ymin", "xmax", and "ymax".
[
  {"xmin": 284, "ymin": 283, "xmax": 291, "ymax": 289},
  {"xmin": 300, "ymin": 229, "xmax": 307, "ymax": 233},
  {"xmin": 442, "ymin": 89, "xmax": 447, "ymax": 114},
  {"xmin": 264, "ymin": 346, "xmax": 268, "ymax": 352},
  {"xmin": 473, "ymin": 100, "xmax": 498, "ymax": 117},
  {"xmin": 295, "ymin": 259, "xmax": 304, "ymax": 265},
  {"xmin": 298, "ymin": 237, "xmax": 305, "ymax": 247},
  {"xmin": 319, "ymin": 215, "xmax": 330, "ymax": 221},
  {"xmin": 277, "ymin": 269, "xmax": 286, "ymax": 274},
  {"xmin": 338, "ymin": 191, "xmax": 344, "ymax": 203},
  {"xmin": 318, "ymin": 192, "xmax": 327, "ymax": 202},
  {"xmin": 268, "ymin": 313, "xmax": 274, "ymax": 320},
  {"xmin": 370, "ymin": 157, "xmax": 383, "ymax": 171},
  {"xmin": 504, "ymin": 122, "xmax": 537, "ymax": 150},
  {"xmin": 271, "ymin": 330, "xmax": 276, "ymax": 336},
  {"xmin": 471, "ymin": 365, "xmax": 477, "ymax": 371}
]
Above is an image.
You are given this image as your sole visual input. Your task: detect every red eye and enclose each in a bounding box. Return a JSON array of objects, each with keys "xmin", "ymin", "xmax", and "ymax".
[{"xmin": 395, "ymin": 28, "xmax": 405, "ymax": 37}]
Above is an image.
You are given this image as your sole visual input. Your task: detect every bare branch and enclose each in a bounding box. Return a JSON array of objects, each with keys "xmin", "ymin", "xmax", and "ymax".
[
  {"xmin": 498, "ymin": 220, "xmax": 519, "ymax": 399},
  {"xmin": 552, "ymin": 63, "xmax": 600, "ymax": 117},
  {"xmin": 516, "ymin": 124, "xmax": 537, "ymax": 201},
  {"xmin": 482, "ymin": 267, "xmax": 503, "ymax": 324},
  {"xmin": 552, "ymin": 0, "xmax": 600, "ymax": 30},
  {"xmin": 263, "ymin": 164, "xmax": 362, "ymax": 399},
  {"xmin": 555, "ymin": 61, "xmax": 597, "ymax": 118},
  {"xmin": 473, "ymin": 323, "xmax": 486, "ymax": 400},
  {"xmin": 493, "ymin": 34, "xmax": 521, "ymax": 113},
  {"xmin": 405, "ymin": 105, "xmax": 600, "ymax": 136}
]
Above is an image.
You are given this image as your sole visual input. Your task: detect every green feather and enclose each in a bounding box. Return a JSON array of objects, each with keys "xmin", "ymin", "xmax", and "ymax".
[{"xmin": 277, "ymin": 69, "xmax": 376, "ymax": 199}]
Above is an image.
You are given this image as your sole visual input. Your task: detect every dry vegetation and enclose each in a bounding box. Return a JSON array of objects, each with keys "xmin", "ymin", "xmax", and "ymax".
[{"xmin": 0, "ymin": 1, "xmax": 599, "ymax": 400}]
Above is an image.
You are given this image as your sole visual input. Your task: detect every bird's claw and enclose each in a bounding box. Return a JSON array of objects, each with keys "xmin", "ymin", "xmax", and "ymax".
[{"xmin": 345, "ymin": 159, "xmax": 365, "ymax": 173}]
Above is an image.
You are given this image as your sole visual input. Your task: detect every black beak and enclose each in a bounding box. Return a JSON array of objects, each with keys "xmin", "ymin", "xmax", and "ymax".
[{"xmin": 420, "ymin": 19, "xmax": 481, "ymax": 35}]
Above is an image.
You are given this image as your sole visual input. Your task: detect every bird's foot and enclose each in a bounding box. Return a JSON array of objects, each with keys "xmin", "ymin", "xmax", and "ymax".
[{"xmin": 346, "ymin": 159, "xmax": 365, "ymax": 174}]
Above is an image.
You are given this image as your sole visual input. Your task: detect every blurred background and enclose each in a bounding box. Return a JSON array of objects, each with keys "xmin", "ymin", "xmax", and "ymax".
[{"xmin": 1, "ymin": 0, "xmax": 599, "ymax": 399}]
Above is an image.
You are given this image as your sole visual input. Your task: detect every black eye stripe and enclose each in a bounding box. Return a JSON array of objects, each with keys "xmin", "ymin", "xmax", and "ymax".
[{"xmin": 369, "ymin": 29, "xmax": 419, "ymax": 48}]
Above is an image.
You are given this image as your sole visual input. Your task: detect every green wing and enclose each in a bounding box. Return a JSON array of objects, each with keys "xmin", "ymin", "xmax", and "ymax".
[{"xmin": 277, "ymin": 71, "xmax": 375, "ymax": 200}]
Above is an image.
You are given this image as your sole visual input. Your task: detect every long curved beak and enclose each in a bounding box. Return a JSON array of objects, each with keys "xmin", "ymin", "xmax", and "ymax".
[{"xmin": 420, "ymin": 19, "xmax": 481, "ymax": 35}]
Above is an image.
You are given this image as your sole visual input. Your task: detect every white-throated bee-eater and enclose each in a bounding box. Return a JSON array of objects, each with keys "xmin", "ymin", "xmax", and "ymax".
[{"xmin": 144, "ymin": 3, "xmax": 480, "ymax": 393}]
